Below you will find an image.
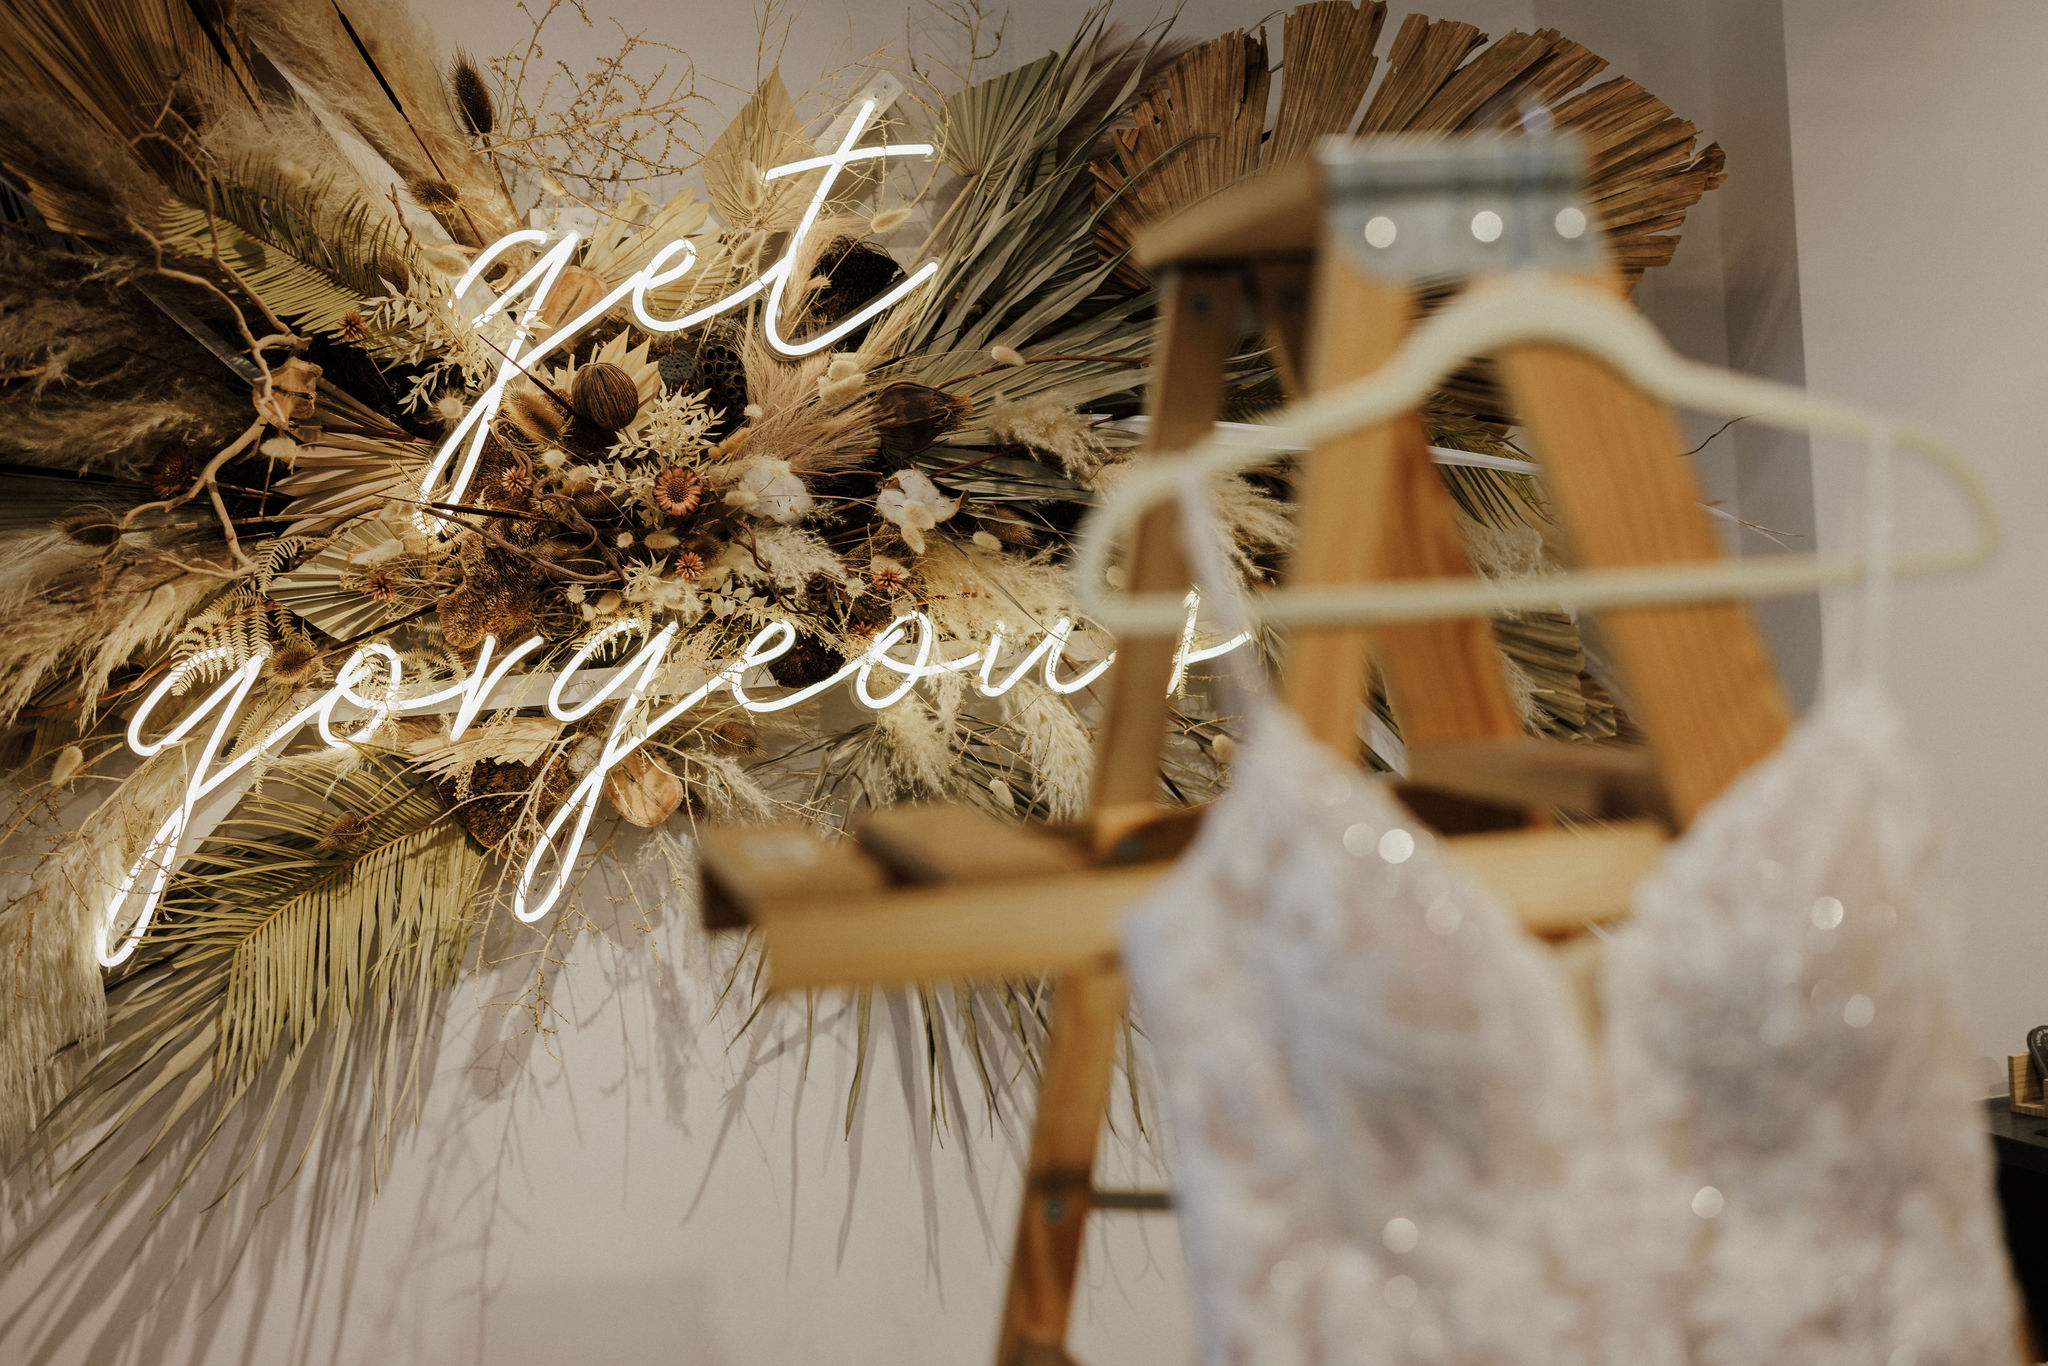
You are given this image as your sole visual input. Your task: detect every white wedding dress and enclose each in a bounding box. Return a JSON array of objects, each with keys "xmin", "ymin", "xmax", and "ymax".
[{"xmin": 1122, "ymin": 464, "xmax": 2020, "ymax": 1365}]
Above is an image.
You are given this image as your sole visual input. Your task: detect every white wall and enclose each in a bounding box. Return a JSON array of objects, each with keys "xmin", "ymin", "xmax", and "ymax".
[
  {"xmin": 41, "ymin": 2, "xmax": 2048, "ymax": 1363},
  {"xmin": 1779, "ymin": 0, "xmax": 2048, "ymax": 1069}
]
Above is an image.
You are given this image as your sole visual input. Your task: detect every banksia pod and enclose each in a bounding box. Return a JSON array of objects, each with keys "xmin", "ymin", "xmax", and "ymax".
[
  {"xmin": 873, "ymin": 382, "xmax": 971, "ymax": 453},
  {"xmin": 570, "ymin": 361, "xmax": 640, "ymax": 431}
]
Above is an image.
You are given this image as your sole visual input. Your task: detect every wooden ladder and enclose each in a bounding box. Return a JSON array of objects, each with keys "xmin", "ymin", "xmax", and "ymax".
[{"xmin": 698, "ymin": 135, "xmax": 1788, "ymax": 1366}]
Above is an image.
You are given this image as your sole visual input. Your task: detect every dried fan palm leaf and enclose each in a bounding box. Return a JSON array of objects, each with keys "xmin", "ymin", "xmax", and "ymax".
[
  {"xmin": 272, "ymin": 435, "xmax": 429, "ymax": 536},
  {"xmin": 704, "ymin": 70, "xmax": 810, "ymax": 233},
  {"xmin": 1092, "ymin": 3, "xmax": 1722, "ymax": 294},
  {"xmin": 269, "ymin": 517, "xmax": 434, "ymax": 639}
]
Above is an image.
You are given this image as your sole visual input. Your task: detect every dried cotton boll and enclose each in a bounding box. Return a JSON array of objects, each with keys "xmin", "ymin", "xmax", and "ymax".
[
  {"xmin": 990, "ymin": 345, "xmax": 1025, "ymax": 367},
  {"xmin": 615, "ymin": 531, "xmax": 634, "ymax": 549},
  {"xmin": 728, "ymin": 458, "xmax": 813, "ymax": 524},
  {"xmin": 743, "ymin": 403, "xmax": 764, "ymax": 420},
  {"xmin": 541, "ymin": 447, "xmax": 569, "ymax": 471},
  {"xmin": 1210, "ymin": 734, "xmax": 1239, "ymax": 765},
  {"xmin": 260, "ymin": 435, "xmax": 299, "ymax": 465},
  {"xmin": 876, "ymin": 470, "xmax": 962, "ymax": 554}
]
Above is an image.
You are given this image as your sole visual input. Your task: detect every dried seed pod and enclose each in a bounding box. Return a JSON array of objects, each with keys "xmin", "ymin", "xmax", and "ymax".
[
  {"xmin": 315, "ymin": 812, "xmax": 371, "ymax": 854},
  {"xmin": 571, "ymin": 488, "xmax": 623, "ymax": 522},
  {"xmin": 408, "ymin": 176, "xmax": 458, "ymax": 211},
  {"xmin": 570, "ymin": 361, "xmax": 640, "ymax": 431},
  {"xmin": 603, "ymin": 750, "xmax": 686, "ymax": 828},
  {"xmin": 651, "ymin": 465, "xmax": 703, "ymax": 519},
  {"xmin": 147, "ymin": 441, "xmax": 194, "ymax": 499},
  {"xmin": 873, "ymin": 381, "xmax": 972, "ymax": 453},
  {"xmin": 543, "ymin": 267, "xmax": 610, "ymax": 331}
]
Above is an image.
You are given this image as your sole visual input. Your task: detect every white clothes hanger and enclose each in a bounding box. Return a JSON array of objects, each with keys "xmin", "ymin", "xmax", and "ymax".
[{"xmin": 1073, "ymin": 274, "xmax": 2000, "ymax": 638}]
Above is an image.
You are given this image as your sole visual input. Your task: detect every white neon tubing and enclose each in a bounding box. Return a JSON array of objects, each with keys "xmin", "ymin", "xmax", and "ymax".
[
  {"xmin": 1037, "ymin": 619, "xmax": 1115, "ymax": 695},
  {"xmin": 853, "ymin": 613, "xmax": 936, "ymax": 709},
  {"xmin": 317, "ymin": 644, "xmax": 403, "ymax": 747},
  {"xmin": 547, "ymin": 617, "xmax": 658, "ymax": 722}
]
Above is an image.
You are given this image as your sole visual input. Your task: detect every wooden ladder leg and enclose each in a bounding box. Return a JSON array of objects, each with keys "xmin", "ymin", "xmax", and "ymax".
[
  {"xmin": 995, "ymin": 965, "xmax": 1129, "ymax": 1366},
  {"xmin": 1089, "ymin": 264, "xmax": 1245, "ymax": 840},
  {"xmin": 1285, "ymin": 254, "xmax": 1525, "ymax": 754},
  {"xmin": 1494, "ymin": 269, "xmax": 1790, "ymax": 824}
]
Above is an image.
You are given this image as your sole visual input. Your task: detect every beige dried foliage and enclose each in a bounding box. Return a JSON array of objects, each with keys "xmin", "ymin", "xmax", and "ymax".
[
  {"xmin": 0, "ymin": 756, "xmax": 187, "ymax": 1158},
  {"xmin": 0, "ymin": 548, "xmax": 222, "ymax": 724},
  {"xmin": 982, "ymin": 394, "xmax": 1116, "ymax": 481},
  {"xmin": 238, "ymin": 0, "xmax": 518, "ymax": 245}
]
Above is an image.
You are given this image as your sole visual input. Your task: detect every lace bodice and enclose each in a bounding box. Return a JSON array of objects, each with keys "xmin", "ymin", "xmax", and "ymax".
[{"xmin": 1123, "ymin": 685, "xmax": 2020, "ymax": 1366}]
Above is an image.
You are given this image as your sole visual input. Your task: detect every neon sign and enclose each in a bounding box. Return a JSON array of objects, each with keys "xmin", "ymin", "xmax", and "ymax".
[
  {"xmin": 98, "ymin": 603, "xmax": 1249, "ymax": 966},
  {"xmin": 417, "ymin": 97, "xmax": 939, "ymax": 533}
]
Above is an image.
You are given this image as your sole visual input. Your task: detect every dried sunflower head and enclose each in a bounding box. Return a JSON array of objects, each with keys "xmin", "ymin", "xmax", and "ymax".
[{"xmin": 652, "ymin": 465, "xmax": 703, "ymax": 519}]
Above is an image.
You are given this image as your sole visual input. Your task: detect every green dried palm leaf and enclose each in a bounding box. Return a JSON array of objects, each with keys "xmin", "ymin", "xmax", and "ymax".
[
  {"xmin": 36, "ymin": 754, "xmax": 484, "ymax": 1207},
  {"xmin": 158, "ymin": 195, "xmax": 371, "ymax": 334}
]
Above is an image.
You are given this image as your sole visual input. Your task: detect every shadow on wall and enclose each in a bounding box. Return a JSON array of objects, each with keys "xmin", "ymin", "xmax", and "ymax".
[{"xmin": 0, "ymin": 826, "xmax": 1066, "ymax": 1365}]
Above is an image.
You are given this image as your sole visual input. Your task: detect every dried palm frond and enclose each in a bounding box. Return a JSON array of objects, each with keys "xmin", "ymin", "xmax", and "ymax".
[
  {"xmin": 36, "ymin": 755, "xmax": 483, "ymax": 1203},
  {"xmin": 703, "ymin": 70, "xmax": 810, "ymax": 233},
  {"xmin": 0, "ymin": 0, "xmax": 258, "ymax": 236},
  {"xmin": 1093, "ymin": 3, "xmax": 1721, "ymax": 293},
  {"xmin": 237, "ymin": 0, "xmax": 519, "ymax": 246}
]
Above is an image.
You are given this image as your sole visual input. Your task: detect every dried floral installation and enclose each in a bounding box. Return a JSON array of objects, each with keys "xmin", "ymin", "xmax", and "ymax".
[{"xmin": 0, "ymin": 0, "xmax": 1721, "ymax": 1237}]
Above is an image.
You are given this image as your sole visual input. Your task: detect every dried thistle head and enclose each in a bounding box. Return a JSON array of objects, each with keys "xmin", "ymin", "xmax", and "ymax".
[
  {"xmin": 314, "ymin": 812, "xmax": 370, "ymax": 854},
  {"xmin": 148, "ymin": 441, "xmax": 195, "ymax": 500},
  {"xmin": 335, "ymin": 309, "xmax": 370, "ymax": 343},
  {"xmin": 269, "ymin": 640, "xmax": 322, "ymax": 684}
]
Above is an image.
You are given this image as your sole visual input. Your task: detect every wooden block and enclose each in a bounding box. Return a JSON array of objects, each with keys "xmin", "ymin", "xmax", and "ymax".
[
  {"xmin": 1132, "ymin": 158, "xmax": 1321, "ymax": 268},
  {"xmin": 696, "ymin": 822, "xmax": 888, "ymax": 930},
  {"xmin": 855, "ymin": 804, "xmax": 1088, "ymax": 885},
  {"xmin": 755, "ymin": 868, "xmax": 1158, "ymax": 992},
  {"xmin": 996, "ymin": 965, "xmax": 1128, "ymax": 1366},
  {"xmin": 1089, "ymin": 266, "xmax": 1245, "ymax": 825},
  {"xmin": 2011, "ymin": 1054, "xmax": 2048, "ymax": 1118},
  {"xmin": 1446, "ymin": 819, "xmax": 1669, "ymax": 939},
  {"xmin": 1405, "ymin": 735, "xmax": 1662, "ymax": 818},
  {"xmin": 752, "ymin": 818, "xmax": 1670, "ymax": 989},
  {"xmin": 1495, "ymin": 270, "xmax": 1791, "ymax": 826},
  {"xmin": 1286, "ymin": 256, "xmax": 1525, "ymax": 755}
]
